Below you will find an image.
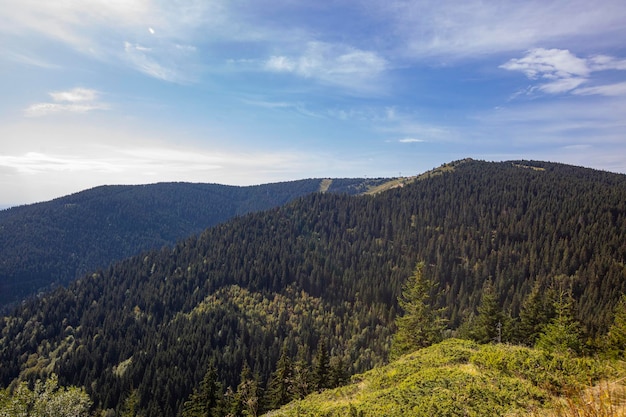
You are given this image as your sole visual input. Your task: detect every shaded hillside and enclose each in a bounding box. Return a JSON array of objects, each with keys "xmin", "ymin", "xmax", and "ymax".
[
  {"xmin": 1, "ymin": 160, "xmax": 626, "ymax": 416},
  {"xmin": 0, "ymin": 178, "xmax": 388, "ymax": 307},
  {"xmin": 268, "ymin": 339, "xmax": 622, "ymax": 417}
]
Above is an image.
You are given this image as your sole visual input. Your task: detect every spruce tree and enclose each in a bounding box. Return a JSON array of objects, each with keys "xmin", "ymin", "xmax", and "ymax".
[
  {"xmin": 606, "ymin": 294, "xmax": 626, "ymax": 358},
  {"xmin": 313, "ymin": 340, "xmax": 330, "ymax": 392},
  {"xmin": 535, "ymin": 276, "xmax": 582, "ymax": 355},
  {"xmin": 265, "ymin": 346, "xmax": 293, "ymax": 410},
  {"xmin": 471, "ymin": 280, "xmax": 504, "ymax": 344},
  {"xmin": 182, "ymin": 364, "xmax": 223, "ymax": 417},
  {"xmin": 516, "ymin": 281, "xmax": 556, "ymax": 346},
  {"xmin": 390, "ymin": 262, "xmax": 446, "ymax": 359},
  {"xmin": 291, "ymin": 346, "xmax": 312, "ymax": 400}
]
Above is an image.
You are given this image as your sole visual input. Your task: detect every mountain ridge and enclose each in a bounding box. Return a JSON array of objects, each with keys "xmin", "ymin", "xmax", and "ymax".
[
  {"xmin": 0, "ymin": 177, "xmax": 391, "ymax": 308},
  {"xmin": 1, "ymin": 159, "xmax": 626, "ymax": 415}
]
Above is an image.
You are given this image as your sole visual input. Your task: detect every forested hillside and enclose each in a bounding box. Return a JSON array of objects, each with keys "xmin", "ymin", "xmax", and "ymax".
[
  {"xmin": 1, "ymin": 159, "xmax": 626, "ymax": 416},
  {"xmin": 0, "ymin": 178, "xmax": 388, "ymax": 308}
]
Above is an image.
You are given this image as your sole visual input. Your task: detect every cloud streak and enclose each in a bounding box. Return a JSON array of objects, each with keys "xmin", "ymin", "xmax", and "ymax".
[
  {"xmin": 501, "ymin": 48, "xmax": 626, "ymax": 96},
  {"xmin": 24, "ymin": 88, "xmax": 108, "ymax": 117}
]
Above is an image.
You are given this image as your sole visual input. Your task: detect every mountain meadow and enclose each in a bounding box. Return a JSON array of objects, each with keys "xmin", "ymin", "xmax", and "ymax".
[{"xmin": 2, "ymin": 159, "xmax": 626, "ymax": 416}]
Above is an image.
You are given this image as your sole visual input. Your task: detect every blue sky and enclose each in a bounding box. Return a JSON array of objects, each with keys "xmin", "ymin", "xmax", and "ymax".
[{"xmin": 1, "ymin": 0, "xmax": 626, "ymax": 207}]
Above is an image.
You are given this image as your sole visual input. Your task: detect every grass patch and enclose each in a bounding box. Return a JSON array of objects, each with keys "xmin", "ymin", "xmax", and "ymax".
[{"xmin": 267, "ymin": 339, "xmax": 623, "ymax": 417}]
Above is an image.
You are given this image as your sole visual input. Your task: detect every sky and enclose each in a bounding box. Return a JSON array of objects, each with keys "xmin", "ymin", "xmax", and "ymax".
[{"xmin": 1, "ymin": 0, "xmax": 626, "ymax": 208}]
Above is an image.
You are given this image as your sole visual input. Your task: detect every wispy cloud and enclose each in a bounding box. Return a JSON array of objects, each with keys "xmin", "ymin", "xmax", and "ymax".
[
  {"xmin": 501, "ymin": 48, "xmax": 626, "ymax": 96},
  {"xmin": 398, "ymin": 138, "xmax": 425, "ymax": 143},
  {"xmin": 264, "ymin": 41, "xmax": 388, "ymax": 92},
  {"xmin": 24, "ymin": 88, "xmax": 108, "ymax": 117},
  {"xmin": 377, "ymin": 0, "xmax": 626, "ymax": 59}
]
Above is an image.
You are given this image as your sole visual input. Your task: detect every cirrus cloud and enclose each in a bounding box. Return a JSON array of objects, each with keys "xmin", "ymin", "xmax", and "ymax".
[{"xmin": 501, "ymin": 48, "xmax": 626, "ymax": 96}]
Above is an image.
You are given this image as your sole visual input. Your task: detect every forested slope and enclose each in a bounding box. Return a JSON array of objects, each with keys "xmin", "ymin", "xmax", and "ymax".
[
  {"xmin": 0, "ymin": 178, "xmax": 388, "ymax": 308},
  {"xmin": 1, "ymin": 159, "xmax": 626, "ymax": 416}
]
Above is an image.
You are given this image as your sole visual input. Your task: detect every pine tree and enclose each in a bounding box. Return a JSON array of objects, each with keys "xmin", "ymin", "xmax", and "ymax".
[
  {"xmin": 230, "ymin": 363, "xmax": 261, "ymax": 417},
  {"xmin": 471, "ymin": 280, "xmax": 504, "ymax": 344},
  {"xmin": 390, "ymin": 262, "xmax": 446, "ymax": 359},
  {"xmin": 516, "ymin": 281, "xmax": 556, "ymax": 346},
  {"xmin": 265, "ymin": 346, "xmax": 293, "ymax": 410},
  {"xmin": 313, "ymin": 340, "xmax": 330, "ymax": 392},
  {"xmin": 535, "ymin": 277, "xmax": 582, "ymax": 355},
  {"xmin": 291, "ymin": 346, "xmax": 312, "ymax": 400},
  {"xmin": 606, "ymin": 294, "xmax": 626, "ymax": 358},
  {"xmin": 329, "ymin": 356, "xmax": 347, "ymax": 388},
  {"xmin": 182, "ymin": 364, "xmax": 223, "ymax": 417}
]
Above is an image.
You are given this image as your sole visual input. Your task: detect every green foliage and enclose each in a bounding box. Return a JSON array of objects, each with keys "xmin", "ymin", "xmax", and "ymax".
[
  {"xmin": 0, "ymin": 374, "xmax": 92, "ymax": 417},
  {"xmin": 605, "ymin": 294, "xmax": 626, "ymax": 358},
  {"xmin": 390, "ymin": 262, "xmax": 446, "ymax": 359},
  {"xmin": 463, "ymin": 280, "xmax": 506, "ymax": 344},
  {"xmin": 313, "ymin": 341, "xmax": 331, "ymax": 392},
  {"xmin": 182, "ymin": 364, "xmax": 223, "ymax": 417},
  {"xmin": 3, "ymin": 160, "xmax": 626, "ymax": 416},
  {"xmin": 264, "ymin": 347, "xmax": 293, "ymax": 410},
  {"xmin": 515, "ymin": 280, "xmax": 557, "ymax": 346},
  {"xmin": 270, "ymin": 339, "xmax": 618, "ymax": 417},
  {"xmin": 535, "ymin": 277, "xmax": 583, "ymax": 356}
]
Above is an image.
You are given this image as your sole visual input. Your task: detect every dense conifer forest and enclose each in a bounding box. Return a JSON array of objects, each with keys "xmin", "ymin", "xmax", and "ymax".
[
  {"xmin": 1, "ymin": 159, "xmax": 626, "ymax": 416},
  {"xmin": 0, "ymin": 178, "xmax": 387, "ymax": 308}
]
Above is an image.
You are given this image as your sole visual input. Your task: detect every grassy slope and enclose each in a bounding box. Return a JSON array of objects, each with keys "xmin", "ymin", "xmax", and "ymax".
[{"xmin": 267, "ymin": 339, "xmax": 624, "ymax": 417}]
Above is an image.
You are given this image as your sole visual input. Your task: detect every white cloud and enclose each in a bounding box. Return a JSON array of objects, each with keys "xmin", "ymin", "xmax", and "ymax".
[
  {"xmin": 375, "ymin": 0, "xmax": 626, "ymax": 59},
  {"xmin": 398, "ymin": 138, "xmax": 425, "ymax": 143},
  {"xmin": 50, "ymin": 88, "xmax": 99, "ymax": 103},
  {"xmin": 24, "ymin": 88, "xmax": 108, "ymax": 117},
  {"xmin": 500, "ymin": 49, "xmax": 590, "ymax": 79},
  {"xmin": 573, "ymin": 81, "xmax": 626, "ymax": 97},
  {"xmin": 501, "ymin": 48, "xmax": 626, "ymax": 96},
  {"xmin": 264, "ymin": 41, "xmax": 387, "ymax": 92}
]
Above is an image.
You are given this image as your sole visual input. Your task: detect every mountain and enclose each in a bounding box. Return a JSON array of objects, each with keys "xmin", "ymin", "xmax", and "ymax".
[
  {"xmin": 1, "ymin": 159, "xmax": 626, "ymax": 416},
  {"xmin": 0, "ymin": 178, "xmax": 390, "ymax": 308}
]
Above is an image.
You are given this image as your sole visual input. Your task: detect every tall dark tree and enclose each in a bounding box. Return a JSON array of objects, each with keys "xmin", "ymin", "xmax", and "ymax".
[
  {"xmin": 230, "ymin": 363, "xmax": 261, "ymax": 417},
  {"xmin": 606, "ymin": 294, "xmax": 626, "ymax": 358},
  {"xmin": 291, "ymin": 347, "xmax": 312, "ymax": 400},
  {"xmin": 313, "ymin": 341, "xmax": 330, "ymax": 392},
  {"xmin": 535, "ymin": 276, "xmax": 582, "ymax": 355},
  {"xmin": 390, "ymin": 262, "xmax": 446, "ymax": 359},
  {"xmin": 329, "ymin": 356, "xmax": 348, "ymax": 389},
  {"xmin": 264, "ymin": 346, "xmax": 293, "ymax": 410},
  {"xmin": 470, "ymin": 280, "xmax": 505, "ymax": 344},
  {"xmin": 182, "ymin": 364, "xmax": 223, "ymax": 417},
  {"xmin": 515, "ymin": 281, "xmax": 556, "ymax": 346}
]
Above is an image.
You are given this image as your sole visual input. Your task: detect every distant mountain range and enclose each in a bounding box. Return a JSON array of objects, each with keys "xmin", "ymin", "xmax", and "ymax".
[
  {"xmin": 2, "ymin": 159, "xmax": 626, "ymax": 416},
  {"xmin": 0, "ymin": 178, "xmax": 390, "ymax": 308}
]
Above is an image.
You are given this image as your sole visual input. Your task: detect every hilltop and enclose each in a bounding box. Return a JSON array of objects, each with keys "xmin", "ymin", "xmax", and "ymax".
[{"xmin": 268, "ymin": 339, "xmax": 625, "ymax": 416}]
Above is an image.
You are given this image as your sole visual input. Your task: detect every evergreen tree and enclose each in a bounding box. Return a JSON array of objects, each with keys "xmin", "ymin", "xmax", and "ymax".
[
  {"xmin": 230, "ymin": 363, "xmax": 260, "ymax": 417},
  {"xmin": 606, "ymin": 294, "xmax": 626, "ymax": 358},
  {"xmin": 265, "ymin": 346, "xmax": 293, "ymax": 410},
  {"xmin": 390, "ymin": 262, "xmax": 446, "ymax": 359},
  {"xmin": 291, "ymin": 346, "xmax": 312, "ymax": 400},
  {"xmin": 515, "ymin": 281, "xmax": 556, "ymax": 346},
  {"xmin": 329, "ymin": 356, "xmax": 347, "ymax": 389},
  {"xmin": 120, "ymin": 389, "xmax": 142, "ymax": 417},
  {"xmin": 313, "ymin": 340, "xmax": 330, "ymax": 392},
  {"xmin": 182, "ymin": 364, "xmax": 223, "ymax": 417},
  {"xmin": 470, "ymin": 280, "xmax": 505, "ymax": 344},
  {"xmin": 535, "ymin": 277, "xmax": 582, "ymax": 355}
]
